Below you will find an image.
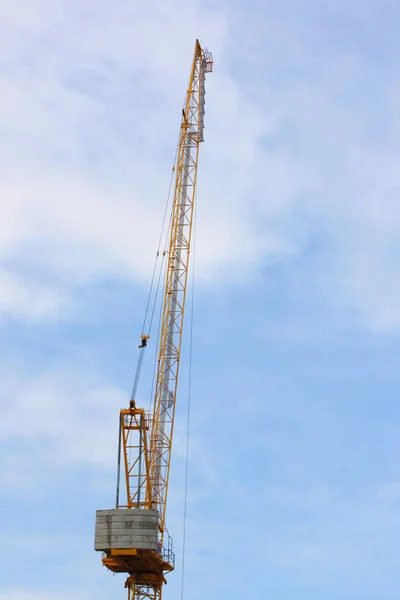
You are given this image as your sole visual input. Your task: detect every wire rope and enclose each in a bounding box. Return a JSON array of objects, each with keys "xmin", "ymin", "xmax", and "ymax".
[{"xmin": 180, "ymin": 188, "xmax": 197, "ymax": 600}]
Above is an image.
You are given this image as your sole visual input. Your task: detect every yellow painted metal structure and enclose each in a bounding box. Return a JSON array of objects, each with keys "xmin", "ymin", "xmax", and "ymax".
[{"xmin": 97, "ymin": 40, "xmax": 213, "ymax": 600}]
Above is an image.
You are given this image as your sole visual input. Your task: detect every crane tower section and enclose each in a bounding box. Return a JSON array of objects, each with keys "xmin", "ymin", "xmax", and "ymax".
[{"xmin": 94, "ymin": 40, "xmax": 213, "ymax": 600}]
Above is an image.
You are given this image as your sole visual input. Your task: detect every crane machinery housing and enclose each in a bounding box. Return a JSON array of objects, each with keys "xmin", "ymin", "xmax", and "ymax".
[{"xmin": 94, "ymin": 40, "xmax": 213, "ymax": 600}]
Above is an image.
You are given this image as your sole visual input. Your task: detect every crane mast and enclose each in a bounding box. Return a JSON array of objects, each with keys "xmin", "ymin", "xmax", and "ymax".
[{"xmin": 94, "ymin": 40, "xmax": 213, "ymax": 600}]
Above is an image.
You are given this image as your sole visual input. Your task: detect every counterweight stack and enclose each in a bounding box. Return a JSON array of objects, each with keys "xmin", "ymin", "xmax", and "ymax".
[{"xmin": 94, "ymin": 40, "xmax": 213, "ymax": 600}]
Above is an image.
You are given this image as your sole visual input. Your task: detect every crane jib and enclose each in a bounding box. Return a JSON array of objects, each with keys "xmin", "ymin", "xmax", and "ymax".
[{"xmin": 94, "ymin": 40, "xmax": 213, "ymax": 600}]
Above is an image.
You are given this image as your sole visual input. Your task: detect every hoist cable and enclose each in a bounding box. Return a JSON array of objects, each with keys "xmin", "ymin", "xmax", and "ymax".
[
  {"xmin": 148, "ymin": 265, "xmax": 166, "ymax": 414},
  {"xmin": 130, "ymin": 346, "xmax": 146, "ymax": 401},
  {"xmin": 148, "ymin": 210, "xmax": 172, "ymax": 335},
  {"xmin": 130, "ymin": 135, "xmax": 180, "ymax": 403},
  {"xmin": 180, "ymin": 189, "xmax": 197, "ymax": 600},
  {"xmin": 133, "ymin": 76, "xmax": 191, "ymax": 405},
  {"xmin": 140, "ymin": 128, "xmax": 180, "ymax": 337}
]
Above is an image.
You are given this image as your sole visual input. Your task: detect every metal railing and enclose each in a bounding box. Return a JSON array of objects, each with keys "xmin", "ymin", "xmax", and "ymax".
[{"xmin": 160, "ymin": 532, "xmax": 175, "ymax": 567}]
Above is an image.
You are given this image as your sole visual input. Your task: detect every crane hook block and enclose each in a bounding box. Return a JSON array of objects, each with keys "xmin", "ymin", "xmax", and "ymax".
[{"xmin": 138, "ymin": 335, "xmax": 150, "ymax": 349}]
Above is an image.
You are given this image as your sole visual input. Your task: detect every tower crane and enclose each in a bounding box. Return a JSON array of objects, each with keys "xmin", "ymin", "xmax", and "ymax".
[{"xmin": 94, "ymin": 40, "xmax": 213, "ymax": 600}]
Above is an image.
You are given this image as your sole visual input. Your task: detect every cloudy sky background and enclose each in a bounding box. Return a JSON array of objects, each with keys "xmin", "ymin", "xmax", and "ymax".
[{"xmin": 1, "ymin": 1, "xmax": 400, "ymax": 599}]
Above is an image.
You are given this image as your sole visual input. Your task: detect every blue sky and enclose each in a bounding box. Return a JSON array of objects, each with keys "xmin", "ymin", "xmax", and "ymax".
[{"xmin": 1, "ymin": 1, "xmax": 400, "ymax": 599}]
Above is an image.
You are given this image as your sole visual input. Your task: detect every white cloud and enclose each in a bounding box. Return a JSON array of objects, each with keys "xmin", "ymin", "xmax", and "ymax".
[
  {"xmin": 1, "ymin": 0, "xmax": 400, "ymax": 330},
  {"xmin": 0, "ymin": 0, "xmax": 300, "ymax": 320},
  {"xmin": 0, "ymin": 365, "xmax": 123, "ymax": 483},
  {"xmin": 0, "ymin": 361, "xmax": 213, "ymax": 500},
  {"xmin": 0, "ymin": 267, "xmax": 65, "ymax": 320}
]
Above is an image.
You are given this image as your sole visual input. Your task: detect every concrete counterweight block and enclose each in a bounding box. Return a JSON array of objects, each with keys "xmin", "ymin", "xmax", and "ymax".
[{"xmin": 94, "ymin": 508, "xmax": 159, "ymax": 552}]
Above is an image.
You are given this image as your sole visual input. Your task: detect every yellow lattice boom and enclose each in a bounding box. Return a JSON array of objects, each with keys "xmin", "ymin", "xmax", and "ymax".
[{"xmin": 94, "ymin": 40, "xmax": 213, "ymax": 600}]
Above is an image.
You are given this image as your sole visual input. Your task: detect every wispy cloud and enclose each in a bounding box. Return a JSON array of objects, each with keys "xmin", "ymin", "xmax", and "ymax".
[
  {"xmin": 2, "ymin": 1, "xmax": 400, "ymax": 330},
  {"xmin": 2, "ymin": 2, "xmax": 400, "ymax": 600}
]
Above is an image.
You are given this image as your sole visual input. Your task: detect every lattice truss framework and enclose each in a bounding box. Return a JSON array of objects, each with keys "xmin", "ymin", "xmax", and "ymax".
[
  {"xmin": 126, "ymin": 581, "xmax": 161, "ymax": 600},
  {"xmin": 120, "ymin": 41, "xmax": 212, "ymax": 536},
  {"xmin": 115, "ymin": 40, "xmax": 213, "ymax": 600}
]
